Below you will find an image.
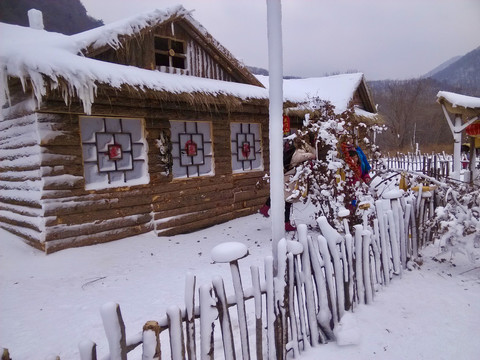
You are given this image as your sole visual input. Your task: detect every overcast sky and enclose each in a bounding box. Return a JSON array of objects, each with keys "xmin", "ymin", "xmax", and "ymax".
[{"xmin": 80, "ymin": 0, "xmax": 480, "ymax": 81}]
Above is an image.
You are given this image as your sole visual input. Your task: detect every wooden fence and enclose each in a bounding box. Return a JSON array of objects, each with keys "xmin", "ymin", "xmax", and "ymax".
[
  {"xmin": 1, "ymin": 189, "xmax": 436, "ymax": 360},
  {"xmin": 376, "ymin": 152, "xmax": 454, "ymax": 179}
]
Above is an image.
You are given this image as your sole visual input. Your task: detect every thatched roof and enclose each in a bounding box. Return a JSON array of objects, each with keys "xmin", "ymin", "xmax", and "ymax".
[
  {"xmin": 437, "ymin": 91, "xmax": 480, "ymax": 120},
  {"xmin": 0, "ymin": 6, "xmax": 268, "ymax": 116},
  {"xmin": 257, "ymin": 73, "xmax": 381, "ymax": 125}
]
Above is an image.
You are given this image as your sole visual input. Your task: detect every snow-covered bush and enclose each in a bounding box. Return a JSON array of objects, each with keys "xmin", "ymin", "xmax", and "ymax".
[
  {"xmin": 292, "ymin": 101, "xmax": 382, "ymax": 231},
  {"xmin": 428, "ymin": 182, "xmax": 480, "ymax": 262}
]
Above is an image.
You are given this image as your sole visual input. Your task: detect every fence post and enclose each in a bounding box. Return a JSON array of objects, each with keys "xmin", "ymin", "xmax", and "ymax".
[
  {"xmin": 199, "ymin": 284, "xmax": 215, "ymax": 360},
  {"xmin": 211, "ymin": 242, "xmax": 250, "ymax": 360},
  {"xmin": 184, "ymin": 273, "xmax": 197, "ymax": 360},
  {"xmin": 100, "ymin": 302, "xmax": 127, "ymax": 360},
  {"xmin": 142, "ymin": 321, "xmax": 161, "ymax": 360},
  {"xmin": 1, "ymin": 348, "xmax": 11, "ymax": 360},
  {"xmin": 212, "ymin": 276, "xmax": 236, "ymax": 360},
  {"xmin": 78, "ymin": 340, "xmax": 97, "ymax": 360},
  {"xmin": 167, "ymin": 306, "xmax": 186, "ymax": 360},
  {"xmin": 353, "ymin": 224, "xmax": 365, "ymax": 304},
  {"xmin": 250, "ymin": 265, "xmax": 264, "ymax": 360},
  {"xmin": 297, "ymin": 225, "xmax": 322, "ymax": 346}
]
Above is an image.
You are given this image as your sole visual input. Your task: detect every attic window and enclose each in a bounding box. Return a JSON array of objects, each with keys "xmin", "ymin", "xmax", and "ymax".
[{"xmin": 154, "ymin": 36, "xmax": 186, "ymax": 70}]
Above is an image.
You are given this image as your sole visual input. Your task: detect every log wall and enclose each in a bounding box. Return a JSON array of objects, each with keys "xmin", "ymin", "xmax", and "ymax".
[
  {"xmin": 1, "ymin": 92, "xmax": 269, "ymax": 253},
  {"xmin": 0, "ymin": 96, "xmax": 45, "ymax": 249}
]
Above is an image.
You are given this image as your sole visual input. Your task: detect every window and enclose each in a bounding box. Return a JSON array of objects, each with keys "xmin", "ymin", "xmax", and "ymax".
[
  {"xmin": 79, "ymin": 117, "xmax": 149, "ymax": 190},
  {"xmin": 154, "ymin": 36, "xmax": 186, "ymax": 70},
  {"xmin": 170, "ymin": 121, "xmax": 213, "ymax": 178},
  {"xmin": 230, "ymin": 123, "xmax": 263, "ymax": 173}
]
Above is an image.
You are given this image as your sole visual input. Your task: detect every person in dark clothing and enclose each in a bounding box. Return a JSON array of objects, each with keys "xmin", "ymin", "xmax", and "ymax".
[{"xmin": 259, "ymin": 138, "xmax": 316, "ymax": 231}]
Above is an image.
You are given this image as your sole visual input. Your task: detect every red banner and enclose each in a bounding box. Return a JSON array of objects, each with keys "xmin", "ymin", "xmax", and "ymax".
[{"xmin": 283, "ymin": 115, "xmax": 291, "ymax": 135}]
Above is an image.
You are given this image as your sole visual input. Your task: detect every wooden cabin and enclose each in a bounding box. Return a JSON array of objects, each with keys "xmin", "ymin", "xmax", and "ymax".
[
  {"xmin": 0, "ymin": 6, "xmax": 271, "ymax": 253},
  {"xmin": 256, "ymin": 73, "xmax": 380, "ymax": 132}
]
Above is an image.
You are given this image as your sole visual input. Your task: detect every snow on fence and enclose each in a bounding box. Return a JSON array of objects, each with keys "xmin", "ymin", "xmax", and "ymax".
[{"xmin": 1, "ymin": 190, "xmax": 436, "ymax": 360}]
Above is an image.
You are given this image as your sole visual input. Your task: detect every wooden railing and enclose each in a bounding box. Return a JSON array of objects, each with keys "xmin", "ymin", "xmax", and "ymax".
[
  {"xmin": 1, "ymin": 189, "xmax": 436, "ymax": 360},
  {"xmin": 375, "ymin": 152, "xmax": 454, "ymax": 179}
]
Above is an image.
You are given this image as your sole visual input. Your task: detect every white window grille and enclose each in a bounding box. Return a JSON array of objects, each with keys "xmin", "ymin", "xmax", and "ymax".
[
  {"xmin": 230, "ymin": 122, "xmax": 263, "ymax": 173},
  {"xmin": 79, "ymin": 117, "xmax": 149, "ymax": 190},
  {"xmin": 170, "ymin": 120, "xmax": 214, "ymax": 178}
]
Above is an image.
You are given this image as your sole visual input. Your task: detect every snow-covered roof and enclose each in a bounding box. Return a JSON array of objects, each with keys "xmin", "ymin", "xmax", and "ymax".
[
  {"xmin": 437, "ymin": 91, "xmax": 480, "ymax": 110},
  {"xmin": 437, "ymin": 91, "xmax": 480, "ymax": 120},
  {"xmin": 256, "ymin": 73, "xmax": 377, "ymax": 118},
  {"xmin": 0, "ymin": 6, "xmax": 268, "ymax": 116}
]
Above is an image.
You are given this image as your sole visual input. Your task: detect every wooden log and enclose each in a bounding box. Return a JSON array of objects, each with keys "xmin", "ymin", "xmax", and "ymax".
[
  {"xmin": 353, "ymin": 225, "xmax": 365, "ymax": 304},
  {"xmin": 1, "ymin": 348, "xmax": 11, "ymax": 360},
  {"xmin": 286, "ymin": 252, "xmax": 300, "ymax": 357},
  {"xmin": 79, "ymin": 339, "xmax": 97, "ymax": 360},
  {"xmin": 100, "ymin": 302, "xmax": 127, "ymax": 360},
  {"xmin": 44, "ymin": 222, "xmax": 152, "ymax": 254},
  {"xmin": 315, "ymin": 235, "xmax": 338, "ymax": 325},
  {"xmin": 167, "ymin": 306, "xmax": 186, "ymax": 360},
  {"xmin": 387, "ymin": 210, "xmax": 401, "ymax": 275},
  {"xmin": 45, "ymin": 203, "xmax": 152, "ymax": 227},
  {"xmin": 292, "ymin": 251, "xmax": 308, "ymax": 350},
  {"xmin": 264, "ymin": 256, "xmax": 277, "ymax": 358},
  {"xmin": 250, "ymin": 265, "xmax": 263, "ymax": 360},
  {"xmin": 229, "ymin": 259, "xmax": 251, "ymax": 360},
  {"xmin": 297, "ymin": 224, "xmax": 321, "ymax": 345},
  {"xmin": 142, "ymin": 321, "xmax": 161, "ymax": 360},
  {"xmin": 199, "ymin": 285, "xmax": 215, "ymax": 360},
  {"xmin": 184, "ymin": 273, "xmax": 197, "ymax": 360},
  {"xmin": 362, "ymin": 231, "xmax": 373, "ymax": 305},
  {"xmin": 307, "ymin": 234, "xmax": 333, "ymax": 342},
  {"xmin": 212, "ymin": 276, "xmax": 236, "ymax": 360}
]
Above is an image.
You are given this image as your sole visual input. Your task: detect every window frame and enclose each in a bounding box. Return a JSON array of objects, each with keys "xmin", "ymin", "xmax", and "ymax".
[
  {"xmin": 79, "ymin": 116, "xmax": 149, "ymax": 190},
  {"xmin": 170, "ymin": 120, "xmax": 214, "ymax": 179},
  {"xmin": 230, "ymin": 122, "xmax": 263, "ymax": 173},
  {"xmin": 154, "ymin": 36, "xmax": 187, "ymax": 70}
]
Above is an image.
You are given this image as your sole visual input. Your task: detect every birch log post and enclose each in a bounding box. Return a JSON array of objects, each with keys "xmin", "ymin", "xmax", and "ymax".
[
  {"xmin": 100, "ymin": 302, "xmax": 127, "ymax": 360},
  {"xmin": 250, "ymin": 265, "xmax": 264, "ymax": 360},
  {"xmin": 297, "ymin": 224, "xmax": 321, "ymax": 346},
  {"xmin": 78, "ymin": 340, "xmax": 97, "ymax": 360},
  {"xmin": 184, "ymin": 273, "xmax": 197, "ymax": 360},
  {"xmin": 212, "ymin": 276, "xmax": 236, "ymax": 360},
  {"xmin": 199, "ymin": 284, "xmax": 215, "ymax": 360},
  {"xmin": 142, "ymin": 321, "xmax": 161, "ymax": 360},
  {"xmin": 167, "ymin": 306, "xmax": 185, "ymax": 360},
  {"xmin": 211, "ymin": 242, "xmax": 250, "ymax": 360}
]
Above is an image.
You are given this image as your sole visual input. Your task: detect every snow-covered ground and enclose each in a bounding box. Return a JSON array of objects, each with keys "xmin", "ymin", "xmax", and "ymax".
[{"xmin": 1, "ymin": 201, "xmax": 479, "ymax": 360}]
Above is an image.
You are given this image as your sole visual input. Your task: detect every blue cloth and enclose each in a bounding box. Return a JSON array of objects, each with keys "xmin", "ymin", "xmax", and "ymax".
[{"xmin": 356, "ymin": 146, "xmax": 371, "ymax": 176}]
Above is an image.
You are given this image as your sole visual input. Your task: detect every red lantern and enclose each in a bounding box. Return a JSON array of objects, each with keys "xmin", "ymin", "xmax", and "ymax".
[{"xmin": 466, "ymin": 123, "xmax": 480, "ymax": 137}]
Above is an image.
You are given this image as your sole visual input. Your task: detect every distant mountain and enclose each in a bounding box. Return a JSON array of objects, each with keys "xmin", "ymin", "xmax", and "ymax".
[
  {"xmin": 425, "ymin": 46, "xmax": 480, "ymax": 92},
  {"xmin": 0, "ymin": 0, "xmax": 103, "ymax": 35},
  {"xmin": 423, "ymin": 55, "xmax": 462, "ymax": 78}
]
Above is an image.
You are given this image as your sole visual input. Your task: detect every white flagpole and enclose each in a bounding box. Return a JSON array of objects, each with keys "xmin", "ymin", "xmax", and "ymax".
[{"xmin": 266, "ymin": 0, "xmax": 285, "ymax": 270}]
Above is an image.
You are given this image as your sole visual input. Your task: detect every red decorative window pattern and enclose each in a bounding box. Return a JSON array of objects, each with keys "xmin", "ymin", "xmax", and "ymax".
[
  {"xmin": 231, "ymin": 123, "xmax": 263, "ymax": 172},
  {"xmin": 170, "ymin": 121, "xmax": 213, "ymax": 178}
]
